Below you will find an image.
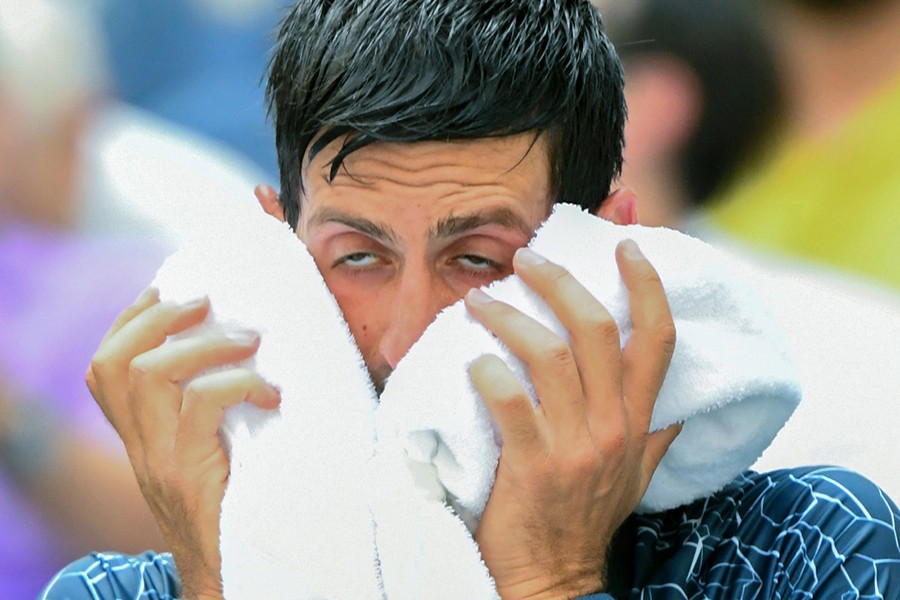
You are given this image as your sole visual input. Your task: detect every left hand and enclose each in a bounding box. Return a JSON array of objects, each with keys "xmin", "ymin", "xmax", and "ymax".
[
  {"xmin": 86, "ymin": 290, "xmax": 279, "ymax": 599},
  {"xmin": 465, "ymin": 241, "xmax": 681, "ymax": 600}
]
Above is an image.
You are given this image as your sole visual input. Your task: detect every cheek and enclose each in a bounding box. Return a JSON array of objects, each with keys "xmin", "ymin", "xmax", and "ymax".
[{"xmin": 324, "ymin": 276, "xmax": 383, "ymax": 351}]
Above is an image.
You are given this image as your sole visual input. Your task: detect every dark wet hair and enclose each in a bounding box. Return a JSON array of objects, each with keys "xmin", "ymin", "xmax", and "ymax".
[{"xmin": 266, "ymin": 0, "xmax": 626, "ymax": 228}]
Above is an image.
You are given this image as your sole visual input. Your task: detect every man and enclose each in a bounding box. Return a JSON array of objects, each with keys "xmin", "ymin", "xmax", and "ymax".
[{"xmin": 43, "ymin": 1, "xmax": 900, "ymax": 599}]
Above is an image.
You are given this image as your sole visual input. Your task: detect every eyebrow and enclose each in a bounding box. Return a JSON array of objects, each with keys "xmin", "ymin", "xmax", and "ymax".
[
  {"xmin": 306, "ymin": 208, "xmax": 400, "ymax": 244},
  {"xmin": 306, "ymin": 206, "xmax": 535, "ymax": 244},
  {"xmin": 431, "ymin": 207, "xmax": 535, "ymax": 239}
]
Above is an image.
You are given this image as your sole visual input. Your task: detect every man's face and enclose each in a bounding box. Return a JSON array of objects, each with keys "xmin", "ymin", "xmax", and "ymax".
[{"xmin": 295, "ymin": 134, "xmax": 553, "ymax": 392}]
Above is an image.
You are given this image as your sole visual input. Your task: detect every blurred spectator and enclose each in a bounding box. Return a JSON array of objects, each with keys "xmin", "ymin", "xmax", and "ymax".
[
  {"xmin": 0, "ymin": 3, "xmax": 167, "ymax": 597},
  {"xmin": 598, "ymin": 0, "xmax": 900, "ymax": 498},
  {"xmin": 96, "ymin": 0, "xmax": 285, "ymax": 181},
  {"xmin": 0, "ymin": 0, "xmax": 108, "ymax": 229},
  {"xmin": 603, "ymin": 0, "xmax": 783, "ymax": 228},
  {"xmin": 703, "ymin": 0, "xmax": 900, "ymax": 291},
  {"xmin": 1, "ymin": 2, "xmax": 268, "ymax": 596}
]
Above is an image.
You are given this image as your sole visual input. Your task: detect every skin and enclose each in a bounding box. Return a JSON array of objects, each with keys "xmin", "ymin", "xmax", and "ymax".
[{"xmin": 86, "ymin": 132, "xmax": 679, "ymax": 599}]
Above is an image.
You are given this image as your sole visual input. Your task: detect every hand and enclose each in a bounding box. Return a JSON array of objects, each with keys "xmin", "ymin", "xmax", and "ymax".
[
  {"xmin": 86, "ymin": 288, "xmax": 281, "ymax": 600},
  {"xmin": 465, "ymin": 240, "xmax": 681, "ymax": 600}
]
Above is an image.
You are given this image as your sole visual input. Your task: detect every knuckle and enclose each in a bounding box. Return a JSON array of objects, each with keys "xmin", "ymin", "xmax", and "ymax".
[
  {"xmin": 581, "ymin": 310, "xmax": 620, "ymax": 342},
  {"xmin": 655, "ymin": 322, "xmax": 677, "ymax": 355},
  {"xmin": 181, "ymin": 380, "xmax": 207, "ymax": 407},
  {"xmin": 497, "ymin": 389, "xmax": 532, "ymax": 415},
  {"xmin": 507, "ymin": 423, "xmax": 539, "ymax": 452},
  {"xmin": 85, "ymin": 362, "xmax": 98, "ymax": 389},
  {"xmin": 543, "ymin": 262, "xmax": 573, "ymax": 284},
  {"xmin": 543, "ymin": 339, "xmax": 575, "ymax": 369},
  {"xmin": 88, "ymin": 352, "xmax": 112, "ymax": 381},
  {"xmin": 565, "ymin": 446, "xmax": 601, "ymax": 477},
  {"xmin": 597, "ymin": 430, "xmax": 629, "ymax": 457},
  {"xmin": 636, "ymin": 261, "xmax": 664, "ymax": 287},
  {"xmin": 128, "ymin": 354, "xmax": 155, "ymax": 382}
]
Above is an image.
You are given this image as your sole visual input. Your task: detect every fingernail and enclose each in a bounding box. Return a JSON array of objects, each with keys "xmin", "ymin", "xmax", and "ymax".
[
  {"xmin": 269, "ymin": 384, "xmax": 282, "ymax": 404},
  {"xmin": 256, "ymin": 383, "xmax": 281, "ymax": 409},
  {"xmin": 179, "ymin": 296, "xmax": 209, "ymax": 309},
  {"xmin": 619, "ymin": 239, "xmax": 644, "ymax": 261},
  {"xmin": 514, "ymin": 247, "xmax": 546, "ymax": 267},
  {"xmin": 226, "ymin": 330, "xmax": 260, "ymax": 345},
  {"xmin": 466, "ymin": 288, "xmax": 495, "ymax": 306},
  {"xmin": 136, "ymin": 287, "xmax": 159, "ymax": 304}
]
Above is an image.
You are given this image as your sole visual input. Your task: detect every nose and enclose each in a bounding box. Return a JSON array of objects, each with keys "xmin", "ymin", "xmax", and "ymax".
[{"xmin": 378, "ymin": 270, "xmax": 457, "ymax": 370}]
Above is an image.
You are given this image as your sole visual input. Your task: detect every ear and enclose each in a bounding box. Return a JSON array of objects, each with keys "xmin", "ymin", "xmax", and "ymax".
[
  {"xmin": 594, "ymin": 187, "xmax": 638, "ymax": 225},
  {"xmin": 255, "ymin": 184, "xmax": 285, "ymax": 222}
]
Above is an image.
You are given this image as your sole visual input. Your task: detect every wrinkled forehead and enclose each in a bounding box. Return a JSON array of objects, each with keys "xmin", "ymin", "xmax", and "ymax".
[
  {"xmin": 296, "ymin": 133, "xmax": 554, "ymax": 239},
  {"xmin": 302, "ymin": 132, "xmax": 550, "ymax": 188}
]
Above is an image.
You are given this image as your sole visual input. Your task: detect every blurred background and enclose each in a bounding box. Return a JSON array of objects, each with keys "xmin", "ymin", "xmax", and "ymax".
[
  {"xmin": 0, "ymin": 1, "xmax": 280, "ymax": 597},
  {"xmin": 599, "ymin": 0, "xmax": 900, "ymax": 526},
  {"xmin": 1, "ymin": 0, "xmax": 898, "ymax": 596},
  {"xmin": 601, "ymin": 0, "xmax": 900, "ymax": 292}
]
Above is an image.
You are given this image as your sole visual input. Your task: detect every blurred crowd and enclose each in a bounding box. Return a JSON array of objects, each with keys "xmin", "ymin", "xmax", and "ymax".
[
  {"xmin": 599, "ymin": 0, "xmax": 900, "ymax": 506},
  {"xmin": 0, "ymin": 1, "xmax": 275, "ymax": 596},
  {"xmin": 1, "ymin": 0, "xmax": 898, "ymax": 596}
]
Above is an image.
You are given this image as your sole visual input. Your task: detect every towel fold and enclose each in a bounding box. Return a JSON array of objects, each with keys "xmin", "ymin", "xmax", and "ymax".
[{"xmin": 152, "ymin": 202, "xmax": 800, "ymax": 599}]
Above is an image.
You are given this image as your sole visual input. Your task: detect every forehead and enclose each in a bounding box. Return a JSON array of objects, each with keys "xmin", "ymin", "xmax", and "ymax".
[
  {"xmin": 306, "ymin": 133, "xmax": 549, "ymax": 183},
  {"xmin": 299, "ymin": 134, "xmax": 552, "ymax": 222}
]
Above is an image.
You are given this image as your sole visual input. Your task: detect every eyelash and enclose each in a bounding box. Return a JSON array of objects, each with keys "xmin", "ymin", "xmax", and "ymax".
[
  {"xmin": 333, "ymin": 252, "xmax": 380, "ymax": 270},
  {"xmin": 333, "ymin": 253, "xmax": 502, "ymax": 278},
  {"xmin": 453, "ymin": 254, "xmax": 503, "ymax": 277}
]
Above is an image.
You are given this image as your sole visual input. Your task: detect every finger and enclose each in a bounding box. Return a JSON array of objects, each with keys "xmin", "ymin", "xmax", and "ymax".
[
  {"xmin": 615, "ymin": 240, "xmax": 676, "ymax": 427},
  {"xmin": 511, "ymin": 248, "xmax": 625, "ymax": 427},
  {"xmin": 465, "ymin": 289, "xmax": 585, "ymax": 434},
  {"xmin": 89, "ymin": 298, "xmax": 212, "ymax": 430},
  {"xmin": 99, "ymin": 287, "xmax": 161, "ymax": 346},
  {"xmin": 640, "ymin": 422, "xmax": 683, "ymax": 490},
  {"xmin": 177, "ymin": 369, "xmax": 280, "ymax": 465},
  {"xmin": 87, "ymin": 288, "xmax": 161, "ymax": 418},
  {"xmin": 133, "ymin": 330, "xmax": 262, "ymax": 383},
  {"xmin": 469, "ymin": 354, "xmax": 544, "ymax": 457},
  {"xmin": 94, "ymin": 297, "xmax": 212, "ymax": 377},
  {"xmin": 128, "ymin": 333, "xmax": 262, "ymax": 459}
]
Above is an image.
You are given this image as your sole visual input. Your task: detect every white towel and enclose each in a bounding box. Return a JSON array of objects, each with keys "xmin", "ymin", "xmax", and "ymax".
[
  {"xmin": 152, "ymin": 202, "xmax": 800, "ymax": 599},
  {"xmin": 153, "ymin": 210, "xmax": 382, "ymax": 599}
]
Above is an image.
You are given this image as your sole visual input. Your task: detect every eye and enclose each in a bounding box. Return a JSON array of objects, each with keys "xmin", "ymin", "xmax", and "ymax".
[
  {"xmin": 337, "ymin": 252, "xmax": 379, "ymax": 268},
  {"xmin": 455, "ymin": 254, "xmax": 501, "ymax": 272}
]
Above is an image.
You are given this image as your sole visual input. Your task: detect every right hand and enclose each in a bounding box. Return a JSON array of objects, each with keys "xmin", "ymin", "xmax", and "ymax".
[
  {"xmin": 86, "ymin": 287, "xmax": 281, "ymax": 599},
  {"xmin": 467, "ymin": 243, "xmax": 679, "ymax": 599}
]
